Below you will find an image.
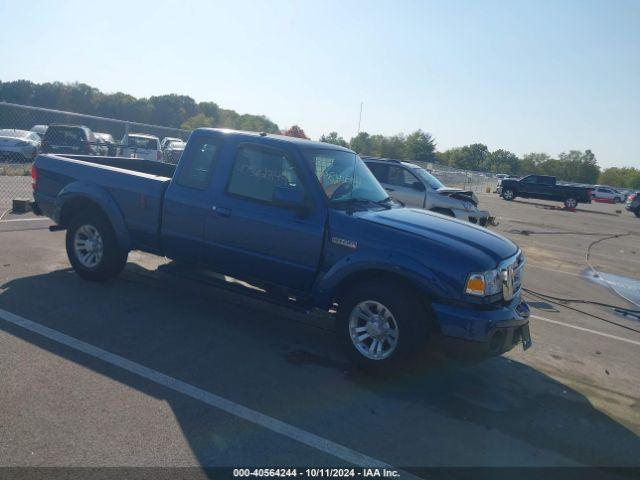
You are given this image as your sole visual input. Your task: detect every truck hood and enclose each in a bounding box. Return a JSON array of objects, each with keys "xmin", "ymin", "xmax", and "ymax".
[
  {"xmin": 359, "ymin": 207, "xmax": 517, "ymax": 265},
  {"xmin": 436, "ymin": 187, "xmax": 478, "ymax": 205}
]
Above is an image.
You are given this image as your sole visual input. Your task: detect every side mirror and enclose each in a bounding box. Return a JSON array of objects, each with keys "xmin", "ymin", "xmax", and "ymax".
[{"xmin": 412, "ymin": 181, "xmax": 426, "ymax": 191}]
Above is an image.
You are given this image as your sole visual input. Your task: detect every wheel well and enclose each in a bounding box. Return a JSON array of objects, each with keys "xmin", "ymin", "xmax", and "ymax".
[
  {"xmin": 59, "ymin": 198, "xmax": 105, "ymax": 229},
  {"xmin": 332, "ymin": 269, "xmax": 439, "ymax": 332}
]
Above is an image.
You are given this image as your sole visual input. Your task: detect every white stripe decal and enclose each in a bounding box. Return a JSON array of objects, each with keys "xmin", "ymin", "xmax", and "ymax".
[{"xmin": 531, "ymin": 314, "xmax": 640, "ymax": 347}]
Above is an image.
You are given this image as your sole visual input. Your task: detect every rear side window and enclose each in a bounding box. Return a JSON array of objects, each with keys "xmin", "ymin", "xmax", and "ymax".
[
  {"xmin": 227, "ymin": 145, "xmax": 302, "ymax": 203},
  {"xmin": 539, "ymin": 177, "xmax": 555, "ymax": 185},
  {"xmin": 176, "ymin": 139, "xmax": 221, "ymax": 190}
]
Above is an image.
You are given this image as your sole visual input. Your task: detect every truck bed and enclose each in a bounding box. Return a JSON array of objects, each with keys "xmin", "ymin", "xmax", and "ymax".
[{"xmin": 34, "ymin": 154, "xmax": 174, "ymax": 252}]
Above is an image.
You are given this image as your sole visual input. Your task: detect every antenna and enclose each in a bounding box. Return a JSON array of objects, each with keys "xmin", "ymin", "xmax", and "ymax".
[{"xmin": 357, "ymin": 102, "xmax": 363, "ymax": 134}]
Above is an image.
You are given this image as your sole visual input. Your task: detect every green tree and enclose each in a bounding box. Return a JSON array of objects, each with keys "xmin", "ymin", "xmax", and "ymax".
[
  {"xmin": 319, "ymin": 132, "xmax": 348, "ymax": 147},
  {"xmin": 487, "ymin": 149, "xmax": 520, "ymax": 174},
  {"xmin": 181, "ymin": 113, "xmax": 215, "ymax": 130},
  {"xmin": 404, "ymin": 130, "xmax": 436, "ymax": 163},
  {"xmin": 599, "ymin": 167, "xmax": 640, "ymax": 189},
  {"xmin": 439, "ymin": 144, "xmax": 489, "ymax": 171},
  {"xmin": 349, "ymin": 132, "xmax": 373, "ymax": 155}
]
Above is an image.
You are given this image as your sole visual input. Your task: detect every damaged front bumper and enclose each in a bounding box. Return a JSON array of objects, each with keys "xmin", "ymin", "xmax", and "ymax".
[{"xmin": 432, "ymin": 296, "xmax": 532, "ymax": 356}]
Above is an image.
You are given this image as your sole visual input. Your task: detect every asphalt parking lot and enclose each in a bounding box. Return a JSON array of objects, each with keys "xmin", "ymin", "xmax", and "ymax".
[{"xmin": 0, "ymin": 194, "xmax": 638, "ymax": 473}]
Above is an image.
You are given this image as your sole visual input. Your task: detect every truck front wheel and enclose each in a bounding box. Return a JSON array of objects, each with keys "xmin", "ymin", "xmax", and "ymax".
[
  {"xmin": 337, "ymin": 280, "xmax": 430, "ymax": 370},
  {"xmin": 502, "ymin": 189, "xmax": 515, "ymax": 201},
  {"xmin": 66, "ymin": 210, "xmax": 128, "ymax": 281},
  {"xmin": 564, "ymin": 197, "xmax": 577, "ymax": 209}
]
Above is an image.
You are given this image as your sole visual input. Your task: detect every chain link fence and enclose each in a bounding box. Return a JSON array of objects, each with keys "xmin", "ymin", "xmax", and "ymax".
[
  {"xmin": 0, "ymin": 102, "xmax": 189, "ymax": 209},
  {"xmin": 360, "ymin": 156, "xmax": 497, "ymax": 193}
]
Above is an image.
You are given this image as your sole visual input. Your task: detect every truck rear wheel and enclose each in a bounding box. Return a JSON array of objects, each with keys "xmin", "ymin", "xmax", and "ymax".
[
  {"xmin": 66, "ymin": 210, "xmax": 128, "ymax": 281},
  {"xmin": 564, "ymin": 197, "xmax": 577, "ymax": 209},
  {"xmin": 502, "ymin": 189, "xmax": 515, "ymax": 201},
  {"xmin": 635, "ymin": 206, "xmax": 640, "ymax": 218},
  {"xmin": 337, "ymin": 280, "xmax": 430, "ymax": 371}
]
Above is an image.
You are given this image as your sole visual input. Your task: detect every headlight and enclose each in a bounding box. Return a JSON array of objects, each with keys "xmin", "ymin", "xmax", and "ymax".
[
  {"xmin": 463, "ymin": 201, "xmax": 474, "ymax": 211},
  {"xmin": 465, "ymin": 269, "xmax": 502, "ymax": 296}
]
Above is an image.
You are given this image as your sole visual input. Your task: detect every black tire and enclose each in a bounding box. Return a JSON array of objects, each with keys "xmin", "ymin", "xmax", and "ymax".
[
  {"xmin": 613, "ymin": 197, "xmax": 621, "ymax": 204},
  {"xmin": 502, "ymin": 189, "xmax": 515, "ymax": 201},
  {"xmin": 635, "ymin": 206, "xmax": 640, "ymax": 218},
  {"xmin": 564, "ymin": 197, "xmax": 578, "ymax": 209},
  {"xmin": 337, "ymin": 280, "xmax": 431, "ymax": 371},
  {"xmin": 65, "ymin": 209, "xmax": 128, "ymax": 281}
]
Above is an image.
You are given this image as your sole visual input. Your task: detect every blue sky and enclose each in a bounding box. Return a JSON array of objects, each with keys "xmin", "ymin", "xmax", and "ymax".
[{"xmin": 1, "ymin": 0, "xmax": 639, "ymax": 167}]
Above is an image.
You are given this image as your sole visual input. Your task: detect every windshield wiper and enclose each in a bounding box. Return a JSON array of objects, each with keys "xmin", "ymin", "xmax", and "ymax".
[{"xmin": 331, "ymin": 197, "xmax": 393, "ymax": 212}]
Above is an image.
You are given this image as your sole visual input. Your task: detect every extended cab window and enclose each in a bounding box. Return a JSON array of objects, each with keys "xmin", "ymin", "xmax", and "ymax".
[
  {"xmin": 227, "ymin": 145, "xmax": 302, "ymax": 203},
  {"xmin": 521, "ymin": 176, "xmax": 537, "ymax": 184},
  {"xmin": 176, "ymin": 139, "xmax": 221, "ymax": 189}
]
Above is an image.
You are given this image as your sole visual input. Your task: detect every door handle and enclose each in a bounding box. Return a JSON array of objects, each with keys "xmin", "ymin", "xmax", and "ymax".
[{"xmin": 211, "ymin": 206, "xmax": 232, "ymax": 218}]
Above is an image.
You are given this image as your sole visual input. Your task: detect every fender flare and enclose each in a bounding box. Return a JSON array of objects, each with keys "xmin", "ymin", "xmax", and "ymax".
[
  {"xmin": 54, "ymin": 181, "xmax": 132, "ymax": 251},
  {"xmin": 313, "ymin": 249, "xmax": 454, "ymax": 309}
]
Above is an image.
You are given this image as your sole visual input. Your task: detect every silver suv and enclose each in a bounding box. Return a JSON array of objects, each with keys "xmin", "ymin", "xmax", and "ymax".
[{"xmin": 364, "ymin": 158, "xmax": 494, "ymax": 226}]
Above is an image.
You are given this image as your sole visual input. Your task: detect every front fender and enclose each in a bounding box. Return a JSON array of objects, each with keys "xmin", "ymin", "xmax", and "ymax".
[
  {"xmin": 55, "ymin": 181, "xmax": 132, "ymax": 251},
  {"xmin": 313, "ymin": 248, "xmax": 455, "ymax": 309}
]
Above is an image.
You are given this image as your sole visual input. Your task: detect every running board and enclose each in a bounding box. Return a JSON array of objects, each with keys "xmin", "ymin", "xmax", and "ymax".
[{"xmin": 157, "ymin": 262, "xmax": 313, "ymax": 314}]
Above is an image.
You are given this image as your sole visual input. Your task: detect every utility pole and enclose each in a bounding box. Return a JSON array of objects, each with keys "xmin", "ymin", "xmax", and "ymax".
[{"xmin": 357, "ymin": 102, "xmax": 363, "ymax": 134}]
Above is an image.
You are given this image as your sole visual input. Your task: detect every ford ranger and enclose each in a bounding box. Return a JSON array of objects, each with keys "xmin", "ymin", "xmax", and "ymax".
[{"xmin": 32, "ymin": 128, "xmax": 531, "ymax": 369}]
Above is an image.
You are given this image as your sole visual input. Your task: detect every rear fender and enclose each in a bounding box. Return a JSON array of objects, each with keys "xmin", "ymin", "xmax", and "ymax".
[{"xmin": 54, "ymin": 181, "xmax": 131, "ymax": 251}]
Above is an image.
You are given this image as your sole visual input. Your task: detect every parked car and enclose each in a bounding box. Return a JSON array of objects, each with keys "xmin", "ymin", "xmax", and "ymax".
[
  {"xmin": 30, "ymin": 125, "xmax": 48, "ymax": 139},
  {"xmin": 363, "ymin": 158, "xmax": 494, "ymax": 226},
  {"xmin": 500, "ymin": 175, "xmax": 592, "ymax": 209},
  {"xmin": 626, "ymin": 192, "xmax": 640, "ymax": 218},
  {"xmin": 591, "ymin": 186, "xmax": 625, "ymax": 203},
  {"xmin": 0, "ymin": 129, "xmax": 41, "ymax": 162},
  {"xmin": 94, "ymin": 132, "xmax": 118, "ymax": 156},
  {"xmin": 32, "ymin": 128, "xmax": 531, "ymax": 369},
  {"xmin": 41, "ymin": 124, "xmax": 100, "ymax": 156},
  {"xmin": 161, "ymin": 136, "xmax": 183, "ymax": 150},
  {"xmin": 163, "ymin": 140, "xmax": 186, "ymax": 164},
  {"xmin": 122, "ymin": 133, "xmax": 162, "ymax": 161}
]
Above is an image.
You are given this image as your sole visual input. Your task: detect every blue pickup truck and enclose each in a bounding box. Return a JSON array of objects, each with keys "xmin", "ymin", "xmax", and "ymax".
[{"xmin": 32, "ymin": 128, "xmax": 531, "ymax": 369}]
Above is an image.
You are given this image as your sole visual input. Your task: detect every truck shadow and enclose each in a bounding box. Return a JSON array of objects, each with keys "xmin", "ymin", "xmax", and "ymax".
[{"xmin": 0, "ymin": 265, "xmax": 638, "ymax": 470}]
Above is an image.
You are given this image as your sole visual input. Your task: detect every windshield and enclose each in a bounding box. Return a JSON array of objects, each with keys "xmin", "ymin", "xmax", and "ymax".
[
  {"xmin": 414, "ymin": 167, "xmax": 445, "ymax": 190},
  {"xmin": 304, "ymin": 149, "xmax": 389, "ymax": 204}
]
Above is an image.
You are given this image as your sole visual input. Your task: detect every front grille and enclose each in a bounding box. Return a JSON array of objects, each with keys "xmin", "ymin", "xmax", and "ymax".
[{"xmin": 500, "ymin": 251, "xmax": 525, "ymax": 301}]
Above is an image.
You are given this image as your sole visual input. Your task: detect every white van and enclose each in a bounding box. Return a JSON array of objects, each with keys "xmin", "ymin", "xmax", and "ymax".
[{"xmin": 121, "ymin": 133, "xmax": 162, "ymax": 161}]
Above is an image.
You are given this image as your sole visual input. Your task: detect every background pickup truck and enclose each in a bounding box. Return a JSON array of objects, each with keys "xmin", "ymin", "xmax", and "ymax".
[
  {"xmin": 32, "ymin": 128, "xmax": 531, "ymax": 370},
  {"xmin": 499, "ymin": 175, "xmax": 592, "ymax": 209}
]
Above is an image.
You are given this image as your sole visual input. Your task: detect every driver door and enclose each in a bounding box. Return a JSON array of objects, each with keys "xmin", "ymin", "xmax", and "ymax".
[{"xmin": 385, "ymin": 165, "xmax": 426, "ymax": 207}]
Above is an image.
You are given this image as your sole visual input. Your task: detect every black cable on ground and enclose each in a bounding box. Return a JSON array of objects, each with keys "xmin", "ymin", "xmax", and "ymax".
[
  {"xmin": 524, "ymin": 289, "xmax": 640, "ymax": 335},
  {"xmin": 522, "ymin": 288, "xmax": 640, "ymax": 315}
]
